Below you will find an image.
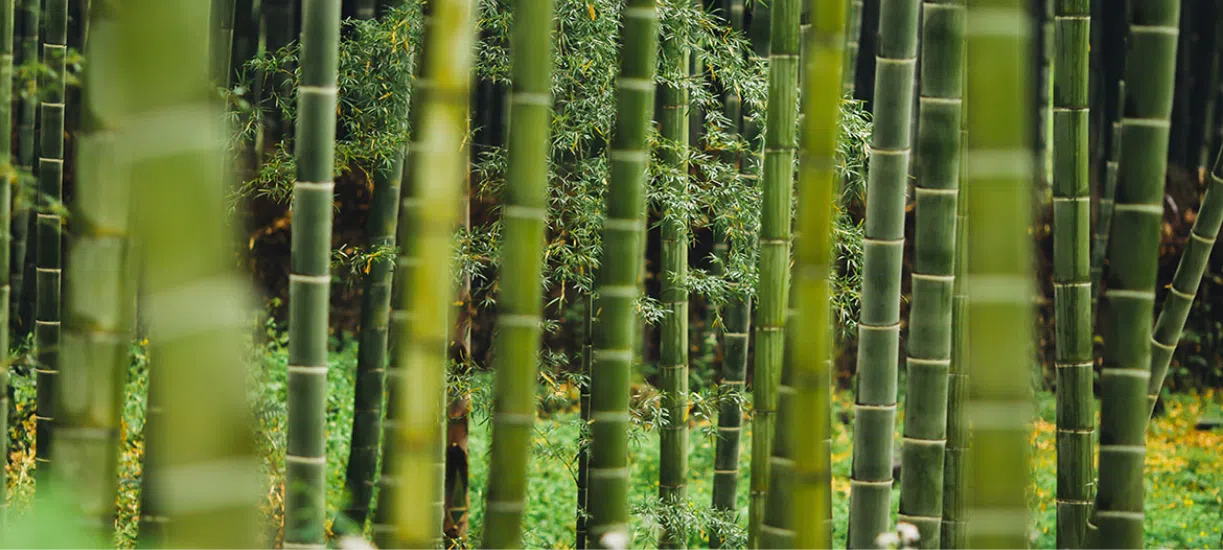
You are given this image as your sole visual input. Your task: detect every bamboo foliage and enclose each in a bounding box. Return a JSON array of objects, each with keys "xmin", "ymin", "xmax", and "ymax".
[
  {"xmin": 389, "ymin": 0, "xmax": 475, "ymax": 543},
  {"xmin": 1051, "ymin": 0, "xmax": 1092, "ymax": 547},
  {"xmin": 481, "ymin": 0, "xmax": 556, "ymax": 541},
  {"xmin": 848, "ymin": 0, "xmax": 919, "ymax": 546},
  {"xmin": 898, "ymin": 1, "xmax": 964, "ymax": 546},
  {"xmin": 746, "ymin": 0, "xmax": 800, "ymax": 541},
  {"xmin": 1096, "ymin": 0, "xmax": 1180, "ymax": 545},
  {"xmin": 963, "ymin": 0, "xmax": 1033, "ymax": 547},
  {"xmin": 118, "ymin": 0, "xmax": 262, "ymax": 543},
  {"xmin": 658, "ymin": 2, "xmax": 691, "ymax": 544},
  {"xmin": 34, "ymin": 0, "xmax": 68, "ymax": 472},
  {"xmin": 585, "ymin": 0, "xmax": 658, "ymax": 543}
]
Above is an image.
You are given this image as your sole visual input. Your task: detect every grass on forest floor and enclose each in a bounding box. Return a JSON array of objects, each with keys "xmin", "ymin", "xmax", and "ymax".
[{"xmin": 3, "ymin": 337, "xmax": 1222, "ymax": 548}]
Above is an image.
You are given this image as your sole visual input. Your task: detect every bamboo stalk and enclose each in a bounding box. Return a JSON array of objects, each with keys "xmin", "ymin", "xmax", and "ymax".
[
  {"xmin": 847, "ymin": 0, "xmax": 919, "ymax": 545},
  {"xmin": 963, "ymin": 0, "xmax": 1034, "ymax": 547},
  {"xmin": 480, "ymin": 0, "xmax": 556, "ymax": 541},
  {"xmin": 1096, "ymin": 0, "xmax": 1180, "ymax": 545},
  {"xmin": 0, "ymin": 0, "xmax": 13, "ymax": 516},
  {"xmin": 9, "ymin": 0, "xmax": 37, "ymax": 337},
  {"xmin": 898, "ymin": 1, "xmax": 964, "ymax": 546},
  {"xmin": 1051, "ymin": 0, "xmax": 1092, "ymax": 546},
  {"xmin": 746, "ymin": 0, "xmax": 801, "ymax": 540},
  {"xmin": 34, "ymin": 0, "xmax": 68, "ymax": 474}
]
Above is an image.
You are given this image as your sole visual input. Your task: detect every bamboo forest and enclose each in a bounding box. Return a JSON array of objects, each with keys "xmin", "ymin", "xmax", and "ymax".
[{"xmin": 2, "ymin": 0, "xmax": 1223, "ymax": 548}]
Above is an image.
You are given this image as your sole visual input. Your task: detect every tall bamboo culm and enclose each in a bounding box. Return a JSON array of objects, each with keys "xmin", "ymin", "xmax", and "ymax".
[
  {"xmin": 1051, "ymin": 0, "xmax": 1092, "ymax": 546},
  {"xmin": 1147, "ymin": 147, "xmax": 1223, "ymax": 419},
  {"xmin": 480, "ymin": 0, "xmax": 556, "ymax": 542},
  {"xmin": 34, "ymin": 0, "xmax": 67, "ymax": 473},
  {"xmin": 55, "ymin": 0, "xmax": 134, "ymax": 539},
  {"xmin": 344, "ymin": 4, "xmax": 411, "ymax": 528},
  {"xmin": 1091, "ymin": 80, "xmax": 1124, "ymax": 299},
  {"xmin": 1096, "ymin": 0, "xmax": 1180, "ymax": 546},
  {"xmin": 761, "ymin": 280, "xmax": 797, "ymax": 549},
  {"xmin": 898, "ymin": 1, "xmax": 964, "ymax": 546},
  {"xmin": 0, "ymin": 0, "xmax": 13, "ymax": 513},
  {"xmin": 388, "ymin": 0, "xmax": 474, "ymax": 543},
  {"xmin": 963, "ymin": 0, "xmax": 1033, "ymax": 547},
  {"xmin": 788, "ymin": 0, "xmax": 844, "ymax": 543},
  {"xmin": 940, "ymin": 106, "xmax": 969, "ymax": 549},
  {"xmin": 119, "ymin": 0, "xmax": 262, "ymax": 543},
  {"xmin": 847, "ymin": 0, "xmax": 919, "ymax": 546},
  {"xmin": 283, "ymin": 0, "xmax": 341, "ymax": 545},
  {"xmin": 659, "ymin": 4, "xmax": 690, "ymax": 546},
  {"xmin": 842, "ymin": 0, "xmax": 863, "ymax": 95},
  {"xmin": 709, "ymin": 1, "xmax": 751, "ymax": 546},
  {"xmin": 745, "ymin": 0, "xmax": 800, "ymax": 541},
  {"xmin": 9, "ymin": 0, "xmax": 37, "ymax": 336},
  {"xmin": 374, "ymin": 3, "xmax": 428, "ymax": 546}
]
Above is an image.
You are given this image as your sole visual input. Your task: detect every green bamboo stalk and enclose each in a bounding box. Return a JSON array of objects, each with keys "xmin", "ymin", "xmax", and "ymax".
[
  {"xmin": 575, "ymin": 294, "xmax": 593, "ymax": 550},
  {"xmin": 963, "ymin": 0, "xmax": 1033, "ymax": 547},
  {"xmin": 709, "ymin": 76, "xmax": 752, "ymax": 549},
  {"xmin": 283, "ymin": 0, "xmax": 341, "ymax": 545},
  {"xmin": 34, "ymin": 0, "xmax": 67, "ymax": 474},
  {"xmin": 387, "ymin": 0, "xmax": 474, "ymax": 544},
  {"xmin": 1091, "ymin": 80, "xmax": 1124, "ymax": 299},
  {"xmin": 745, "ymin": 0, "xmax": 800, "ymax": 542},
  {"xmin": 1147, "ymin": 146, "xmax": 1223, "ymax": 419},
  {"xmin": 760, "ymin": 279, "xmax": 797, "ymax": 549},
  {"xmin": 373, "ymin": 4, "xmax": 429, "ymax": 546},
  {"xmin": 898, "ymin": 1, "xmax": 964, "ymax": 546},
  {"xmin": 585, "ymin": 0, "xmax": 658, "ymax": 543},
  {"xmin": 1195, "ymin": 18, "xmax": 1222, "ymax": 174},
  {"xmin": 480, "ymin": 0, "xmax": 556, "ymax": 543},
  {"xmin": 784, "ymin": 0, "xmax": 843, "ymax": 544},
  {"xmin": 54, "ymin": 0, "xmax": 133, "ymax": 539},
  {"xmin": 344, "ymin": 7, "xmax": 413, "ymax": 526},
  {"xmin": 9, "ymin": 0, "xmax": 37, "ymax": 336},
  {"xmin": 846, "ymin": 0, "xmax": 919, "ymax": 546},
  {"xmin": 210, "ymin": 0, "xmax": 235, "ymax": 85},
  {"xmin": 120, "ymin": 0, "xmax": 262, "ymax": 543},
  {"xmin": 842, "ymin": 0, "xmax": 863, "ymax": 95},
  {"xmin": 1096, "ymin": 0, "xmax": 1180, "ymax": 545},
  {"xmin": 939, "ymin": 106, "xmax": 969, "ymax": 549},
  {"xmin": 1051, "ymin": 0, "xmax": 1092, "ymax": 546},
  {"xmin": 658, "ymin": 4, "xmax": 690, "ymax": 546},
  {"xmin": 344, "ymin": 155, "xmax": 401, "ymax": 528},
  {"xmin": 0, "ymin": 0, "xmax": 13, "ymax": 516}
]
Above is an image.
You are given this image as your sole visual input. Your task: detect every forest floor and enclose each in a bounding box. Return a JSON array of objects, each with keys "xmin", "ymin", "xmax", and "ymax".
[{"xmin": 2, "ymin": 336, "xmax": 1221, "ymax": 548}]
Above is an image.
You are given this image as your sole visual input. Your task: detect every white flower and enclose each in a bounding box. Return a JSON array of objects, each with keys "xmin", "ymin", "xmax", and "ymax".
[
  {"xmin": 600, "ymin": 529, "xmax": 630, "ymax": 550},
  {"xmin": 897, "ymin": 522, "xmax": 921, "ymax": 545},
  {"xmin": 875, "ymin": 530, "xmax": 900, "ymax": 549},
  {"xmin": 336, "ymin": 535, "xmax": 376, "ymax": 550}
]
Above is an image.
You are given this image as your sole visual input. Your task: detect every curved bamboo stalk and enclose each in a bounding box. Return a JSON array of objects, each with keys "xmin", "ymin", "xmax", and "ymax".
[
  {"xmin": 480, "ymin": 0, "xmax": 556, "ymax": 542},
  {"xmin": 1146, "ymin": 147, "xmax": 1223, "ymax": 418},
  {"xmin": 746, "ymin": 0, "xmax": 800, "ymax": 541},
  {"xmin": 120, "ymin": 0, "xmax": 262, "ymax": 543},
  {"xmin": 55, "ymin": 0, "xmax": 135, "ymax": 540},
  {"xmin": 1051, "ymin": 0, "xmax": 1092, "ymax": 546},
  {"xmin": 963, "ymin": 0, "xmax": 1033, "ymax": 547},
  {"xmin": 898, "ymin": 1, "xmax": 964, "ymax": 546},
  {"xmin": 1096, "ymin": 0, "xmax": 1180, "ymax": 545},
  {"xmin": 585, "ymin": 0, "xmax": 659, "ymax": 544},
  {"xmin": 34, "ymin": 0, "xmax": 68, "ymax": 473},
  {"xmin": 387, "ymin": 0, "xmax": 475, "ymax": 544},
  {"xmin": 847, "ymin": 0, "xmax": 919, "ymax": 545}
]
